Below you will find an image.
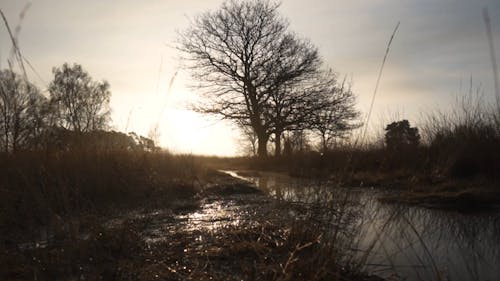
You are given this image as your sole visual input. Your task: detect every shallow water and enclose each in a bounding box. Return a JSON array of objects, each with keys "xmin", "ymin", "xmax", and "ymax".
[
  {"xmin": 17, "ymin": 170, "xmax": 500, "ymax": 280},
  {"xmin": 224, "ymin": 170, "xmax": 500, "ymax": 281},
  {"xmin": 142, "ymin": 195, "xmax": 276, "ymax": 243}
]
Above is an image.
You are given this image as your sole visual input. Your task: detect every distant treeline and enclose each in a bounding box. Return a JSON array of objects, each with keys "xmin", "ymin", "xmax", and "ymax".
[
  {"xmin": 243, "ymin": 103, "xmax": 500, "ymax": 182},
  {"xmin": 0, "ymin": 63, "xmax": 155, "ymax": 153}
]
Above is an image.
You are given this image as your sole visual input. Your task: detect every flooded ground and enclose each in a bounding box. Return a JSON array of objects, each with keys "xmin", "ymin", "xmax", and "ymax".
[
  {"xmin": 90, "ymin": 169, "xmax": 500, "ymax": 280},
  {"xmin": 11, "ymin": 171, "xmax": 380, "ymax": 280},
  {"xmin": 225, "ymin": 170, "xmax": 500, "ymax": 281},
  {"xmin": 97, "ymin": 176, "xmax": 362, "ymax": 280},
  {"xmin": 13, "ymin": 170, "xmax": 499, "ymax": 280}
]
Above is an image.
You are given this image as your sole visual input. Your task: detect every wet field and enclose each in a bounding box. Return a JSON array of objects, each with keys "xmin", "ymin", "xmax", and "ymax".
[
  {"xmin": 18, "ymin": 170, "xmax": 498, "ymax": 280},
  {"xmin": 224, "ymin": 170, "xmax": 500, "ymax": 281}
]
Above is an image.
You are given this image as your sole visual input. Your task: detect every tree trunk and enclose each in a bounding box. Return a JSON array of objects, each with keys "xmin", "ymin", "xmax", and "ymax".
[
  {"xmin": 321, "ymin": 132, "xmax": 327, "ymax": 153},
  {"xmin": 257, "ymin": 132, "xmax": 269, "ymax": 158},
  {"xmin": 250, "ymin": 105, "xmax": 268, "ymax": 158},
  {"xmin": 3, "ymin": 130, "xmax": 8, "ymax": 153},
  {"xmin": 274, "ymin": 130, "xmax": 282, "ymax": 157}
]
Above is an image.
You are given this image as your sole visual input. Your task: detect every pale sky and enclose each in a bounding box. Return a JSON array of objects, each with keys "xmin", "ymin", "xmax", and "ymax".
[{"xmin": 1, "ymin": 0, "xmax": 499, "ymax": 155}]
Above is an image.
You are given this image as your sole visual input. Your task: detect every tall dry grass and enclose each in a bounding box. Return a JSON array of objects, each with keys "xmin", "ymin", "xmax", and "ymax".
[
  {"xmin": 420, "ymin": 92, "xmax": 500, "ymax": 180},
  {"xmin": 231, "ymin": 90, "xmax": 500, "ymax": 185},
  {"xmin": 0, "ymin": 148, "xmax": 205, "ymax": 244}
]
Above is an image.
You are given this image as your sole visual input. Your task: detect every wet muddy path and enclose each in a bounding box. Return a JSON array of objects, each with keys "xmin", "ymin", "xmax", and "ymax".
[
  {"xmin": 106, "ymin": 174, "xmax": 320, "ymax": 280},
  {"xmin": 101, "ymin": 171, "xmax": 384, "ymax": 281},
  {"xmin": 18, "ymin": 170, "xmax": 499, "ymax": 280}
]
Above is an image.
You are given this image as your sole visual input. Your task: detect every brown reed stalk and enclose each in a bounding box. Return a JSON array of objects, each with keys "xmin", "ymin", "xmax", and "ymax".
[
  {"xmin": 361, "ymin": 21, "xmax": 400, "ymax": 146},
  {"xmin": 483, "ymin": 7, "xmax": 500, "ymax": 114}
]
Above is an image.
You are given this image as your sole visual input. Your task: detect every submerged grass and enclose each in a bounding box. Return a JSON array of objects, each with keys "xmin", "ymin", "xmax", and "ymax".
[{"xmin": 134, "ymin": 182, "xmax": 383, "ymax": 281}]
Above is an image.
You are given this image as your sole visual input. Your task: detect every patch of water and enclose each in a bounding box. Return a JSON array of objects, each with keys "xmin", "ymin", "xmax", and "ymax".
[
  {"xmin": 141, "ymin": 195, "xmax": 275, "ymax": 245},
  {"xmin": 224, "ymin": 170, "xmax": 500, "ymax": 281}
]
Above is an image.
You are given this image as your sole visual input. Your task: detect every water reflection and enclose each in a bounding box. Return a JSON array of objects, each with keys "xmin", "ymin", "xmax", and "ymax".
[
  {"xmin": 225, "ymin": 170, "xmax": 500, "ymax": 281},
  {"xmin": 141, "ymin": 195, "xmax": 274, "ymax": 245}
]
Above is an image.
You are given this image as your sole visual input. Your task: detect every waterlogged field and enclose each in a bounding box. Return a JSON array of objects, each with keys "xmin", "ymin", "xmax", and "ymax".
[
  {"xmin": 224, "ymin": 170, "xmax": 500, "ymax": 281},
  {"xmin": 7, "ymin": 168, "xmax": 498, "ymax": 280},
  {"xmin": 91, "ymin": 172, "xmax": 381, "ymax": 281}
]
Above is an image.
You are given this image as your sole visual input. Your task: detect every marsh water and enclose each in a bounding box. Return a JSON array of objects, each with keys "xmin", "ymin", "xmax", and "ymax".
[
  {"xmin": 19, "ymin": 170, "xmax": 499, "ymax": 280},
  {"xmin": 223, "ymin": 170, "xmax": 500, "ymax": 281}
]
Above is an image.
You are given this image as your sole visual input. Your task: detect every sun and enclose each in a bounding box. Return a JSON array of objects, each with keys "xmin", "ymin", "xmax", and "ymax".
[{"xmin": 112, "ymin": 86, "xmax": 240, "ymax": 156}]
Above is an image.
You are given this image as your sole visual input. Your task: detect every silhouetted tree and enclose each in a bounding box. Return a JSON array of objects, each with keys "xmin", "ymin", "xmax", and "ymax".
[
  {"xmin": 128, "ymin": 132, "xmax": 157, "ymax": 151},
  {"xmin": 45, "ymin": 129, "xmax": 157, "ymax": 151},
  {"xmin": 310, "ymin": 76, "xmax": 361, "ymax": 152},
  {"xmin": 265, "ymin": 69, "xmax": 329, "ymax": 156},
  {"xmin": 384, "ymin": 119, "xmax": 420, "ymax": 150},
  {"xmin": 179, "ymin": 0, "xmax": 320, "ymax": 157},
  {"xmin": 237, "ymin": 120, "xmax": 258, "ymax": 156},
  {"xmin": 49, "ymin": 63, "xmax": 111, "ymax": 132},
  {"xmin": 0, "ymin": 69, "xmax": 46, "ymax": 152},
  {"xmin": 283, "ymin": 130, "xmax": 311, "ymax": 155}
]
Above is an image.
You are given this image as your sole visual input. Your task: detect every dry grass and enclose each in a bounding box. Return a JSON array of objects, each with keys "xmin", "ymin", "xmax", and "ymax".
[
  {"xmin": 0, "ymin": 148, "xmax": 205, "ymax": 244},
  {"xmin": 0, "ymin": 145, "xmax": 210, "ymax": 280},
  {"xmin": 216, "ymin": 93, "xmax": 500, "ymax": 192}
]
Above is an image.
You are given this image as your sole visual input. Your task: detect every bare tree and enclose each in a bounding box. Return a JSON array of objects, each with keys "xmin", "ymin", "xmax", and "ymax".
[
  {"xmin": 237, "ymin": 121, "xmax": 258, "ymax": 156},
  {"xmin": 179, "ymin": 0, "xmax": 320, "ymax": 157},
  {"xmin": 266, "ymin": 69, "xmax": 342, "ymax": 156},
  {"xmin": 49, "ymin": 63, "xmax": 111, "ymax": 132},
  {"xmin": 283, "ymin": 130, "xmax": 311, "ymax": 155},
  {"xmin": 0, "ymin": 69, "xmax": 45, "ymax": 152},
  {"xmin": 310, "ymin": 75, "xmax": 361, "ymax": 152}
]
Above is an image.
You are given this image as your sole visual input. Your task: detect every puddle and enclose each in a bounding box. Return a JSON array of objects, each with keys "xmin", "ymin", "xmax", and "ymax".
[{"xmin": 224, "ymin": 170, "xmax": 500, "ymax": 281}]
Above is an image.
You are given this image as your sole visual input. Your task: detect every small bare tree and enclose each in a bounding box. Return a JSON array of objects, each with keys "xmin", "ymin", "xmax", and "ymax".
[
  {"xmin": 237, "ymin": 121, "xmax": 258, "ymax": 156},
  {"xmin": 266, "ymin": 69, "xmax": 344, "ymax": 156},
  {"xmin": 0, "ymin": 69, "xmax": 46, "ymax": 152},
  {"xmin": 310, "ymin": 75, "xmax": 361, "ymax": 152},
  {"xmin": 283, "ymin": 130, "xmax": 311, "ymax": 155},
  {"xmin": 49, "ymin": 63, "xmax": 111, "ymax": 132}
]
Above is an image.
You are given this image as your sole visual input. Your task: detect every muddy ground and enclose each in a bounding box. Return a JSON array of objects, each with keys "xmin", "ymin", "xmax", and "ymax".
[{"xmin": 2, "ymin": 172, "xmax": 383, "ymax": 281}]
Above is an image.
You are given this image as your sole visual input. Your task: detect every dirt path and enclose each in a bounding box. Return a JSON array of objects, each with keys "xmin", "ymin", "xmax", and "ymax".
[
  {"xmin": 114, "ymin": 172, "xmax": 383, "ymax": 281},
  {"xmin": 3, "ymin": 171, "xmax": 384, "ymax": 280},
  {"xmin": 133, "ymin": 175, "xmax": 286, "ymax": 280}
]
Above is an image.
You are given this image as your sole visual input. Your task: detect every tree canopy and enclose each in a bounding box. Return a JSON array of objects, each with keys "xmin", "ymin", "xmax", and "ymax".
[
  {"xmin": 309, "ymin": 76, "xmax": 361, "ymax": 152},
  {"xmin": 179, "ymin": 0, "xmax": 324, "ymax": 157},
  {"xmin": 385, "ymin": 119, "xmax": 420, "ymax": 150},
  {"xmin": 0, "ymin": 69, "xmax": 46, "ymax": 152},
  {"xmin": 49, "ymin": 63, "xmax": 111, "ymax": 132}
]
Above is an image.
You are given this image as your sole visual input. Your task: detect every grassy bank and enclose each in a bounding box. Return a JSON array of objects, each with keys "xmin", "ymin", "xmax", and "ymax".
[
  {"xmin": 207, "ymin": 151, "xmax": 500, "ymax": 211},
  {"xmin": 0, "ymin": 148, "xmax": 207, "ymax": 280},
  {"xmin": 1, "ymin": 149, "xmax": 204, "ymax": 223},
  {"xmin": 206, "ymin": 106, "xmax": 500, "ymax": 211}
]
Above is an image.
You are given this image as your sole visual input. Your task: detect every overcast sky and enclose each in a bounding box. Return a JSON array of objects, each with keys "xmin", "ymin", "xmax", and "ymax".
[{"xmin": 1, "ymin": 0, "xmax": 499, "ymax": 155}]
